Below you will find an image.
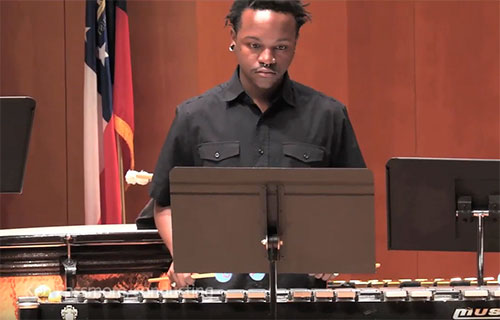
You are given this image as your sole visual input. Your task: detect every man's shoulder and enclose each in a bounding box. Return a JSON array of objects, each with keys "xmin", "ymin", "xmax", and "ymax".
[
  {"xmin": 177, "ymin": 82, "xmax": 228, "ymax": 114},
  {"xmin": 291, "ymin": 80, "xmax": 346, "ymax": 112}
]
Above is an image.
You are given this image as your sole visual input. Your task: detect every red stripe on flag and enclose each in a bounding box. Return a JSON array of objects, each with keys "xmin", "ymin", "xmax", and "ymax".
[
  {"xmin": 101, "ymin": 117, "xmax": 122, "ymax": 224},
  {"xmin": 113, "ymin": 5, "xmax": 135, "ymax": 173}
]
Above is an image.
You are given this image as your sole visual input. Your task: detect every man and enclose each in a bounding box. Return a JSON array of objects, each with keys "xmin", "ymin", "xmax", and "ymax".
[{"xmin": 150, "ymin": 0, "xmax": 365, "ymax": 289}]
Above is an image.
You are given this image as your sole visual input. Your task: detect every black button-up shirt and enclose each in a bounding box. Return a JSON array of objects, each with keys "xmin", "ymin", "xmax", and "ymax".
[{"xmin": 151, "ymin": 68, "xmax": 365, "ymax": 207}]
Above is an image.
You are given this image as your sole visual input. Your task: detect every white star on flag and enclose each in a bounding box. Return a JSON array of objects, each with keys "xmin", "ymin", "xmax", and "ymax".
[
  {"xmin": 98, "ymin": 43, "xmax": 109, "ymax": 66},
  {"xmin": 85, "ymin": 27, "xmax": 90, "ymax": 42}
]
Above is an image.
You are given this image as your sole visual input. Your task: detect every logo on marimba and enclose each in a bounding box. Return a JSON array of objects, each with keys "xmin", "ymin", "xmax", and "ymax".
[
  {"xmin": 453, "ymin": 308, "xmax": 500, "ymax": 319},
  {"xmin": 61, "ymin": 305, "xmax": 78, "ymax": 320}
]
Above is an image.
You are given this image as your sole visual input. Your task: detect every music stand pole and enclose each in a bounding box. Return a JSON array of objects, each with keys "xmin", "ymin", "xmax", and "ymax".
[
  {"xmin": 474, "ymin": 211, "xmax": 488, "ymax": 286},
  {"xmin": 474, "ymin": 194, "xmax": 500, "ymax": 286},
  {"xmin": 263, "ymin": 235, "xmax": 280, "ymax": 320},
  {"xmin": 262, "ymin": 184, "xmax": 283, "ymax": 320},
  {"xmin": 457, "ymin": 195, "xmax": 500, "ymax": 286}
]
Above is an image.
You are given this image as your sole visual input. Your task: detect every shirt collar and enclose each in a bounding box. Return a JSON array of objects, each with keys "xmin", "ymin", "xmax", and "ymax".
[{"xmin": 221, "ymin": 66, "xmax": 297, "ymax": 107}]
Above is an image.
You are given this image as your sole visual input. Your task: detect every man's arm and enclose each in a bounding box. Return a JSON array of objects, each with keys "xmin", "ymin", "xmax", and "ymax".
[
  {"xmin": 154, "ymin": 203, "xmax": 174, "ymax": 254},
  {"xmin": 154, "ymin": 202, "xmax": 194, "ymax": 288}
]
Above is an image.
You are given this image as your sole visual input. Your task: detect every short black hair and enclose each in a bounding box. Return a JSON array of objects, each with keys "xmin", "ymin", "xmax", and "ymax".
[{"xmin": 225, "ymin": 0, "xmax": 311, "ymax": 36}]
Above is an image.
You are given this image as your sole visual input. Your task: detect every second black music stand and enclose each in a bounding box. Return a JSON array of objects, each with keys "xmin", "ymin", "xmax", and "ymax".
[
  {"xmin": 386, "ymin": 157, "xmax": 500, "ymax": 285},
  {"xmin": 170, "ymin": 167, "xmax": 375, "ymax": 318}
]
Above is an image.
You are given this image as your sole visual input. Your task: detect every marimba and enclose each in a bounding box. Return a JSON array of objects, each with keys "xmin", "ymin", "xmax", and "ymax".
[
  {"xmin": 18, "ymin": 285, "xmax": 500, "ymax": 319},
  {"xmin": 4, "ymin": 225, "xmax": 500, "ymax": 319}
]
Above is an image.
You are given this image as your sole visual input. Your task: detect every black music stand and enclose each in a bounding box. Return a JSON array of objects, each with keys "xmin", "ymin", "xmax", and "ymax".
[
  {"xmin": 0, "ymin": 96, "xmax": 35, "ymax": 193},
  {"xmin": 170, "ymin": 167, "xmax": 375, "ymax": 319},
  {"xmin": 387, "ymin": 157, "xmax": 500, "ymax": 285}
]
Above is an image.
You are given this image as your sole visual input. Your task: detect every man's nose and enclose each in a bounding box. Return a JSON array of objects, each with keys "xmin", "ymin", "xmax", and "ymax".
[{"xmin": 258, "ymin": 49, "xmax": 275, "ymax": 65}]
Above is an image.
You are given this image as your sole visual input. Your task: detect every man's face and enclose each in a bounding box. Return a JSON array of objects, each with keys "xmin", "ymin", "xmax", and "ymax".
[{"xmin": 232, "ymin": 9, "xmax": 297, "ymax": 94}]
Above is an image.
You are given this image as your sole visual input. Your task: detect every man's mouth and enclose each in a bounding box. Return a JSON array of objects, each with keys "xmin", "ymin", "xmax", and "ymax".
[{"xmin": 255, "ymin": 68, "xmax": 277, "ymax": 77}]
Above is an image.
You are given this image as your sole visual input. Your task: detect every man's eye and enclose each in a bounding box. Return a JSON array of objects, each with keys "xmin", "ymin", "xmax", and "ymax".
[
  {"xmin": 276, "ymin": 45, "xmax": 287, "ymax": 50},
  {"xmin": 250, "ymin": 43, "xmax": 261, "ymax": 49}
]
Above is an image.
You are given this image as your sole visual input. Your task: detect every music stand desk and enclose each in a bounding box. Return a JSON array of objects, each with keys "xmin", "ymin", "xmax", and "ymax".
[{"xmin": 170, "ymin": 167, "xmax": 375, "ymax": 275}]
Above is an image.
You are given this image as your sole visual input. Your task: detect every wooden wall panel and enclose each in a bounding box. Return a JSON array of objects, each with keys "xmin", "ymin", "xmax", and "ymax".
[
  {"xmin": 65, "ymin": 0, "xmax": 85, "ymax": 225},
  {"xmin": 0, "ymin": 1, "xmax": 68, "ymax": 228},
  {"xmin": 124, "ymin": 1, "xmax": 199, "ymax": 222},
  {"xmin": 196, "ymin": 1, "xmax": 235, "ymax": 94},
  {"xmin": 414, "ymin": 0, "xmax": 500, "ymax": 279},
  {"xmin": 415, "ymin": 1, "xmax": 499, "ymax": 159},
  {"xmin": 290, "ymin": 0, "xmax": 349, "ymax": 104},
  {"xmin": 346, "ymin": 1, "xmax": 418, "ymax": 279}
]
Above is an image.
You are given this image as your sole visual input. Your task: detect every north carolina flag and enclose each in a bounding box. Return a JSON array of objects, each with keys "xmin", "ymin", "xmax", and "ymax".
[{"xmin": 84, "ymin": 0, "xmax": 134, "ymax": 224}]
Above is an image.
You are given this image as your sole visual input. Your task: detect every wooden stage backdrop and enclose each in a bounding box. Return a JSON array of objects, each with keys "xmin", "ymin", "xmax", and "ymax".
[{"xmin": 1, "ymin": 0, "xmax": 498, "ymax": 281}]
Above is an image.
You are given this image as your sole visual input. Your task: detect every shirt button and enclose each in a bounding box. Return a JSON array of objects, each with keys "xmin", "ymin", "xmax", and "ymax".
[
  {"xmin": 258, "ymin": 148, "xmax": 264, "ymax": 155},
  {"xmin": 214, "ymin": 152, "xmax": 220, "ymax": 159},
  {"xmin": 303, "ymin": 153, "xmax": 309, "ymax": 160}
]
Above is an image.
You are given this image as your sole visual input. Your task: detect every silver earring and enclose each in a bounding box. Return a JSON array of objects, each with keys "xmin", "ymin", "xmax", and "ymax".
[{"xmin": 229, "ymin": 44, "xmax": 235, "ymax": 52}]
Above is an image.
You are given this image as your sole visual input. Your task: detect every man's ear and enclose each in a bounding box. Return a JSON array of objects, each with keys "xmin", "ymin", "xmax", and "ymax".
[{"xmin": 230, "ymin": 27, "xmax": 236, "ymax": 43}]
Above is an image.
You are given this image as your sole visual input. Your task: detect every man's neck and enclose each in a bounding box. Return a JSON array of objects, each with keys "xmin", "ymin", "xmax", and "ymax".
[{"xmin": 240, "ymin": 75, "xmax": 283, "ymax": 113}]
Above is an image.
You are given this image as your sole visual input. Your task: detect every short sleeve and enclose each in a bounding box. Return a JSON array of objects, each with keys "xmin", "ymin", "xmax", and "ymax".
[
  {"xmin": 149, "ymin": 106, "xmax": 194, "ymax": 207},
  {"xmin": 331, "ymin": 106, "xmax": 366, "ymax": 168}
]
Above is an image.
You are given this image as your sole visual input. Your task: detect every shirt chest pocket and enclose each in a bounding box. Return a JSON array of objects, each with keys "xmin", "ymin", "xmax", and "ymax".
[
  {"xmin": 198, "ymin": 141, "xmax": 240, "ymax": 166},
  {"xmin": 283, "ymin": 142, "xmax": 326, "ymax": 167}
]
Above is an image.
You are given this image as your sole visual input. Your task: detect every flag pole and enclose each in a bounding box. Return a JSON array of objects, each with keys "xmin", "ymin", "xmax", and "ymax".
[{"xmin": 116, "ymin": 130, "xmax": 127, "ymax": 224}]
